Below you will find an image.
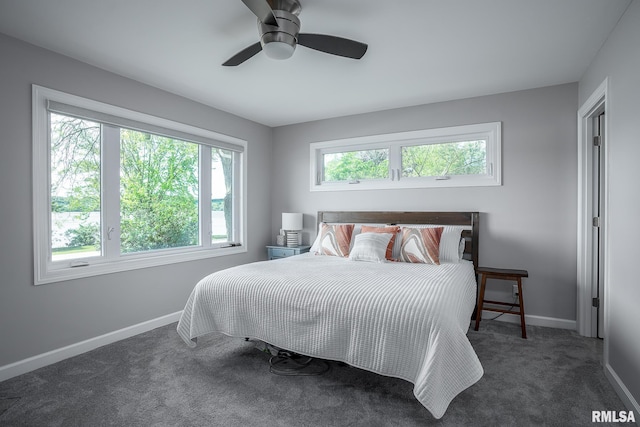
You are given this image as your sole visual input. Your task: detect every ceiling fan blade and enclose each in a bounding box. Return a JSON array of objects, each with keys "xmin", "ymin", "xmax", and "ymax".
[
  {"xmin": 222, "ymin": 42, "xmax": 263, "ymax": 66},
  {"xmin": 297, "ymin": 33, "xmax": 368, "ymax": 59},
  {"xmin": 240, "ymin": 0, "xmax": 279, "ymax": 26}
]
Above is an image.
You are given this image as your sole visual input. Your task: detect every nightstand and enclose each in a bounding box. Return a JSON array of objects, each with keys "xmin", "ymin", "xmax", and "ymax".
[
  {"xmin": 474, "ymin": 266, "xmax": 529, "ymax": 338},
  {"xmin": 266, "ymin": 245, "xmax": 311, "ymax": 260}
]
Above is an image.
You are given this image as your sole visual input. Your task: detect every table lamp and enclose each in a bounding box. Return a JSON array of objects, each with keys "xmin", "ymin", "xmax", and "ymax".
[{"xmin": 282, "ymin": 212, "xmax": 303, "ymax": 247}]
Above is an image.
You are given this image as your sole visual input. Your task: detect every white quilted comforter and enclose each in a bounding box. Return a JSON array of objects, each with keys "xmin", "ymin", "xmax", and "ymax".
[{"xmin": 177, "ymin": 253, "xmax": 483, "ymax": 418}]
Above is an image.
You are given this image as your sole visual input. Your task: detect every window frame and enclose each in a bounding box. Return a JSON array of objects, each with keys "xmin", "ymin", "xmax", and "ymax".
[
  {"xmin": 309, "ymin": 122, "xmax": 501, "ymax": 191},
  {"xmin": 33, "ymin": 85, "xmax": 247, "ymax": 285}
]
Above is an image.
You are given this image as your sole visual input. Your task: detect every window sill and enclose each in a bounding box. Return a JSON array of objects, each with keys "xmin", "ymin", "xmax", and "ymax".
[
  {"xmin": 34, "ymin": 245, "xmax": 246, "ymax": 285},
  {"xmin": 311, "ymin": 175, "xmax": 501, "ymax": 192}
]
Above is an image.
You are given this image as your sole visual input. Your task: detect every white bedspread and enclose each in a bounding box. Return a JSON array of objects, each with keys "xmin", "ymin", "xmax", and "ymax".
[{"xmin": 177, "ymin": 253, "xmax": 483, "ymax": 419}]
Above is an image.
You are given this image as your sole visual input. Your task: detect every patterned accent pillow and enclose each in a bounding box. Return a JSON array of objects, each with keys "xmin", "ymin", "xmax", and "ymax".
[
  {"xmin": 317, "ymin": 223, "xmax": 355, "ymax": 257},
  {"xmin": 360, "ymin": 225, "xmax": 400, "ymax": 260},
  {"xmin": 399, "ymin": 227, "xmax": 443, "ymax": 264},
  {"xmin": 391, "ymin": 225, "xmax": 465, "ymax": 263}
]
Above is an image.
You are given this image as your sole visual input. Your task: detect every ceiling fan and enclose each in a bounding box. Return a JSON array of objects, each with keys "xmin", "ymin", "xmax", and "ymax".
[{"xmin": 223, "ymin": 0, "xmax": 368, "ymax": 66}]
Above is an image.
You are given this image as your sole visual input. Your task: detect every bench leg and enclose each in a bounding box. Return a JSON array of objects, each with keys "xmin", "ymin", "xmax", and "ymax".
[
  {"xmin": 517, "ymin": 278, "xmax": 527, "ymax": 339},
  {"xmin": 474, "ymin": 274, "xmax": 487, "ymax": 331}
]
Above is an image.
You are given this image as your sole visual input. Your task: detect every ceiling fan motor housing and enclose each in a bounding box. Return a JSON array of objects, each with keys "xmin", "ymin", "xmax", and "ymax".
[{"xmin": 258, "ymin": 2, "xmax": 301, "ymax": 59}]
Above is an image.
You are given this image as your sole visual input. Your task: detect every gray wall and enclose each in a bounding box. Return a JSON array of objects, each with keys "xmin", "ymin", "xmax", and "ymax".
[
  {"xmin": 271, "ymin": 83, "xmax": 578, "ymax": 323},
  {"xmin": 0, "ymin": 33, "xmax": 273, "ymax": 367},
  {"xmin": 579, "ymin": 0, "xmax": 640, "ymax": 408}
]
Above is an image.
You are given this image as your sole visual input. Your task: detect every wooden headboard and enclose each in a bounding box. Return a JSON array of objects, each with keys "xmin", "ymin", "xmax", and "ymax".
[{"xmin": 317, "ymin": 211, "xmax": 479, "ymax": 271}]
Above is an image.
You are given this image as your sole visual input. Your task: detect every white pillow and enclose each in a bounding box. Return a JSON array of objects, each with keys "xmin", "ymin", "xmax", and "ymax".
[
  {"xmin": 459, "ymin": 237, "xmax": 466, "ymax": 260},
  {"xmin": 349, "ymin": 232, "xmax": 393, "ymax": 263},
  {"xmin": 309, "ymin": 221, "xmax": 324, "ymax": 253}
]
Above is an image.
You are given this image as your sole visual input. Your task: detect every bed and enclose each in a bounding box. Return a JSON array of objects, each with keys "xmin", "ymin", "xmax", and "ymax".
[{"xmin": 177, "ymin": 211, "xmax": 483, "ymax": 419}]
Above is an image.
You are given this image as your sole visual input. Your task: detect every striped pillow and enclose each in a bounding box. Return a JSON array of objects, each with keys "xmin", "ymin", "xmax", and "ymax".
[
  {"xmin": 360, "ymin": 225, "xmax": 400, "ymax": 260},
  {"xmin": 349, "ymin": 232, "xmax": 394, "ymax": 263},
  {"xmin": 317, "ymin": 223, "xmax": 355, "ymax": 257},
  {"xmin": 399, "ymin": 227, "xmax": 443, "ymax": 264}
]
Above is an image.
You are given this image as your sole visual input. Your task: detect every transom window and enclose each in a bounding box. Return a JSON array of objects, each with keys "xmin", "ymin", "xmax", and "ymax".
[
  {"xmin": 33, "ymin": 85, "xmax": 247, "ymax": 285},
  {"xmin": 322, "ymin": 148, "xmax": 389, "ymax": 182},
  {"xmin": 310, "ymin": 122, "xmax": 501, "ymax": 191}
]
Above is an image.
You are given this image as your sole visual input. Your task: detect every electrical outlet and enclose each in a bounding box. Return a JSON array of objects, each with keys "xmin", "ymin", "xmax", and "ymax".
[{"xmin": 512, "ymin": 284, "xmax": 519, "ymax": 298}]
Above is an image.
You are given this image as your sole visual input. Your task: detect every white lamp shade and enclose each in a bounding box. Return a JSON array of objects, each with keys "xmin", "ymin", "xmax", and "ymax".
[{"xmin": 282, "ymin": 212, "xmax": 303, "ymax": 230}]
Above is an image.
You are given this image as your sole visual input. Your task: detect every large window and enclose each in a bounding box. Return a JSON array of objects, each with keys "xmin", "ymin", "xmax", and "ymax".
[
  {"xmin": 33, "ymin": 85, "xmax": 246, "ymax": 284},
  {"xmin": 310, "ymin": 122, "xmax": 501, "ymax": 191}
]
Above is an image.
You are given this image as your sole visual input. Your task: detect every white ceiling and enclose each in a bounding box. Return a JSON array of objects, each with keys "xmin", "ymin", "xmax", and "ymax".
[{"xmin": 0, "ymin": 0, "xmax": 631, "ymax": 127}]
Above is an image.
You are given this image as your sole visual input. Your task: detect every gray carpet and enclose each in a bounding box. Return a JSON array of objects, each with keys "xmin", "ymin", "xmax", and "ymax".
[{"xmin": 0, "ymin": 320, "xmax": 627, "ymax": 426}]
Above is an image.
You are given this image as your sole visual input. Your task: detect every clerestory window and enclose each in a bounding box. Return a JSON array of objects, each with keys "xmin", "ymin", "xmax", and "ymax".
[{"xmin": 310, "ymin": 122, "xmax": 501, "ymax": 191}]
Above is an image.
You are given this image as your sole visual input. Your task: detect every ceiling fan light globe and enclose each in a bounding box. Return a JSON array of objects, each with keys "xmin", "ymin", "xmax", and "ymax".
[{"xmin": 263, "ymin": 41, "xmax": 296, "ymax": 60}]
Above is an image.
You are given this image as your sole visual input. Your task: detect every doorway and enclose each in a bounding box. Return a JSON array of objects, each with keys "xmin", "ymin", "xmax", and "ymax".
[{"xmin": 577, "ymin": 78, "xmax": 608, "ymax": 339}]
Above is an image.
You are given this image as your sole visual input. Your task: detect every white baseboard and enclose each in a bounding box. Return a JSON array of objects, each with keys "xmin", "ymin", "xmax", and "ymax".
[
  {"xmin": 0, "ymin": 311, "xmax": 182, "ymax": 383},
  {"xmin": 0, "ymin": 309, "xmax": 578, "ymax": 383},
  {"xmin": 481, "ymin": 310, "xmax": 576, "ymax": 330},
  {"xmin": 605, "ymin": 362, "xmax": 640, "ymax": 420}
]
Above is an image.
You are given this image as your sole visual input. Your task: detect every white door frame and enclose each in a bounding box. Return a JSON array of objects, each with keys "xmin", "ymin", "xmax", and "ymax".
[{"xmin": 576, "ymin": 78, "xmax": 608, "ymax": 340}]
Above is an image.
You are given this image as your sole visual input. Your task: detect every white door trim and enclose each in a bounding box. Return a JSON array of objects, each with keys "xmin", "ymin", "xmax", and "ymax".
[{"xmin": 577, "ymin": 78, "xmax": 608, "ymax": 341}]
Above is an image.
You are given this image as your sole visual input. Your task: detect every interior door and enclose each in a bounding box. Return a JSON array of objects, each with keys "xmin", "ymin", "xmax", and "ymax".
[{"xmin": 592, "ymin": 112, "xmax": 605, "ymax": 339}]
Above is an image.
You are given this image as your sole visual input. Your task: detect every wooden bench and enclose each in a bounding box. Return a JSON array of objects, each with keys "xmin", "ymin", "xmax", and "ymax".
[{"xmin": 474, "ymin": 266, "xmax": 529, "ymax": 339}]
